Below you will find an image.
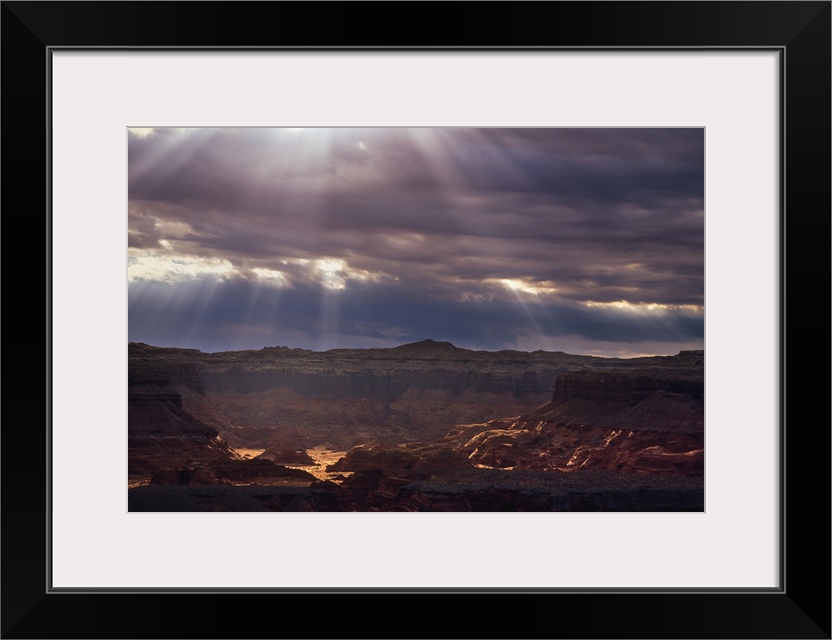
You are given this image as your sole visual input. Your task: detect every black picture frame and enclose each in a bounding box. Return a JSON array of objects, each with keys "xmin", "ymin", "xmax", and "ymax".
[{"xmin": 2, "ymin": 2, "xmax": 829, "ymax": 638}]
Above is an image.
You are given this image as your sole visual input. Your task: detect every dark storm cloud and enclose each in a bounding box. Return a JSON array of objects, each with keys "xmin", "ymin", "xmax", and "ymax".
[
  {"xmin": 128, "ymin": 127, "xmax": 704, "ymax": 354},
  {"xmin": 129, "ymin": 128, "xmax": 703, "ymax": 214},
  {"xmin": 128, "ymin": 277, "xmax": 703, "ymax": 354}
]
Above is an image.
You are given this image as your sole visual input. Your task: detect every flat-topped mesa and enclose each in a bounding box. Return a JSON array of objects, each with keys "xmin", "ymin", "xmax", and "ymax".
[
  {"xmin": 677, "ymin": 349, "xmax": 704, "ymax": 360},
  {"xmin": 388, "ymin": 339, "xmax": 463, "ymax": 357},
  {"xmin": 552, "ymin": 369, "xmax": 704, "ymax": 404}
]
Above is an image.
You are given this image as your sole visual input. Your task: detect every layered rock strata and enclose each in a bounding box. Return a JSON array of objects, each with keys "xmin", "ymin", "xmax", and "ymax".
[
  {"xmin": 443, "ymin": 367, "xmax": 703, "ymax": 476},
  {"xmin": 128, "ymin": 364, "xmax": 315, "ymax": 487},
  {"xmin": 129, "ymin": 341, "xmax": 701, "ymax": 449},
  {"xmin": 128, "ymin": 343, "xmax": 704, "ymax": 511}
]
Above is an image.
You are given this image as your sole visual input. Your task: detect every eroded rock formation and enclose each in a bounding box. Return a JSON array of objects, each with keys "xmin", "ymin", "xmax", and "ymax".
[
  {"xmin": 128, "ymin": 342, "xmax": 704, "ymax": 511},
  {"xmin": 128, "ymin": 363, "xmax": 315, "ymax": 487},
  {"xmin": 442, "ymin": 367, "xmax": 703, "ymax": 477},
  {"xmin": 129, "ymin": 340, "xmax": 697, "ymax": 449}
]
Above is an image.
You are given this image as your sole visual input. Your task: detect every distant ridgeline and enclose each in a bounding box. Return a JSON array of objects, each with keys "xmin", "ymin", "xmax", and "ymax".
[{"xmin": 128, "ymin": 340, "xmax": 701, "ymax": 400}]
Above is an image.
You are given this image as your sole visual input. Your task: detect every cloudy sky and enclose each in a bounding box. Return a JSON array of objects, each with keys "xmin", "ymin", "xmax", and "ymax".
[{"xmin": 128, "ymin": 128, "xmax": 704, "ymax": 357}]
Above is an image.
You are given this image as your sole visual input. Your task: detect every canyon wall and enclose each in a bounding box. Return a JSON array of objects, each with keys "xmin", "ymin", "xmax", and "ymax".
[
  {"xmin": 129, "ymin": 340, "xmax": 596, "ymax": 447},
  {"xmin": 200, "ymin": 368, "xmax": 554, "ymax": 400},
  {"xmin": 127, "ymin": 362, "xmax": 314, "ymax": 486},
  {"xmin": 128, "ymin": 343, "xmax": 705, "ymax": 511}
]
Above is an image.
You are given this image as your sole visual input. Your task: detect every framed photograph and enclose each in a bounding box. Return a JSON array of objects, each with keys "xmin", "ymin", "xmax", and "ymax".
[
  {"xmin": 4, "ymin": 2, "xmax": 829, "ymax": 638},
  {"xmin": 124, "ymin": 124, "xmax": 708, "ymax": 516}
]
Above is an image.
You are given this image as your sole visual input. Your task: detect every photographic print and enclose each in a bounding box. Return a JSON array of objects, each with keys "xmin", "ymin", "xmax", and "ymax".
[{"xmin": 127, "ymin": 127, "xmax": 704, "ymax": 512}]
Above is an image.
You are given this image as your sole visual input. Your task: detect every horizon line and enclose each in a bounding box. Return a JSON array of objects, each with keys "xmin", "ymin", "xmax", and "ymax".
[{"xmin": 128, "ymin": 338, "xmax": 704, "ymax": 360}]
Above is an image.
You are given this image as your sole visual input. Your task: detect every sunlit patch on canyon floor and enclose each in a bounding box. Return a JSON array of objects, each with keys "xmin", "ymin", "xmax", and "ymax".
[
  {"xmin": 230, "ymin": 447, "xmax": 266, "ymax": 459},
  {"xmin": 284, "ymin": 446, "xmax": 353, "ymax": 483}
]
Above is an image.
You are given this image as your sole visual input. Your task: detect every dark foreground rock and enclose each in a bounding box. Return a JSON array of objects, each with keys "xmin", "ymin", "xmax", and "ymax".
[
  {"xmin": 129, "ymin": 484, "xmax": 339, "ymax": 512},
  {"xmin": 129, "ymin": 468, "xmax": 702, "ymax": 512},
  {"xmin": 149, "ymin": 460, "xmax": 316, "ymax": 486}
]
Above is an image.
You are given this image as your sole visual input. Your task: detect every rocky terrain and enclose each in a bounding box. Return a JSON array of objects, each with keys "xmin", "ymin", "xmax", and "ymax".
[
  {"xmin": 128, "ymin": 341, "xmax": 704, "ymax": 511},
  {"xmin": 128, "ymin": 340, "xmax": 698, "ymax": 448},
  {"xmin": 128, "ymin": 364, "xmax": 316, "ymax": 488},
  {"xmin": 443, "ymin": 362, "xmax": 704, "ymax": 476}
]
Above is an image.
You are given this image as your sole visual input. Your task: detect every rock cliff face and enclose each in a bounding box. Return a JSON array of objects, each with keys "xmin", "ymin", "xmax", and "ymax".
[
  {"xmin": 127, "ymin": 363, "xmax": 315, "ymax": 487},
  {"xmin": 128, "ymin": 365, "xmax": 233, "ymax": 477},
  {"xmin": 323, "ymin": 357, "xmax": 704, "ymax": 510},
  {"xmin": 442, "ymin": 365, "xmax": 704, "ymax": 477},
  {"xmin": 552, "ymin": 369, "xmax": 703, "ymax": 403},
  {"xmin": 129, "ymin": 341, "xmax": 696, "ymax": 449},
  {"xmin": 199, "ymin": 368, "xmax": 552, "ymax": 399},
  {"xmin": 128, "ymin": 366, "xmax": 184, "ymax": 406},
  {"xmin": 164, "ymin": 363, "xmax": 205, "ymax": 396}
]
